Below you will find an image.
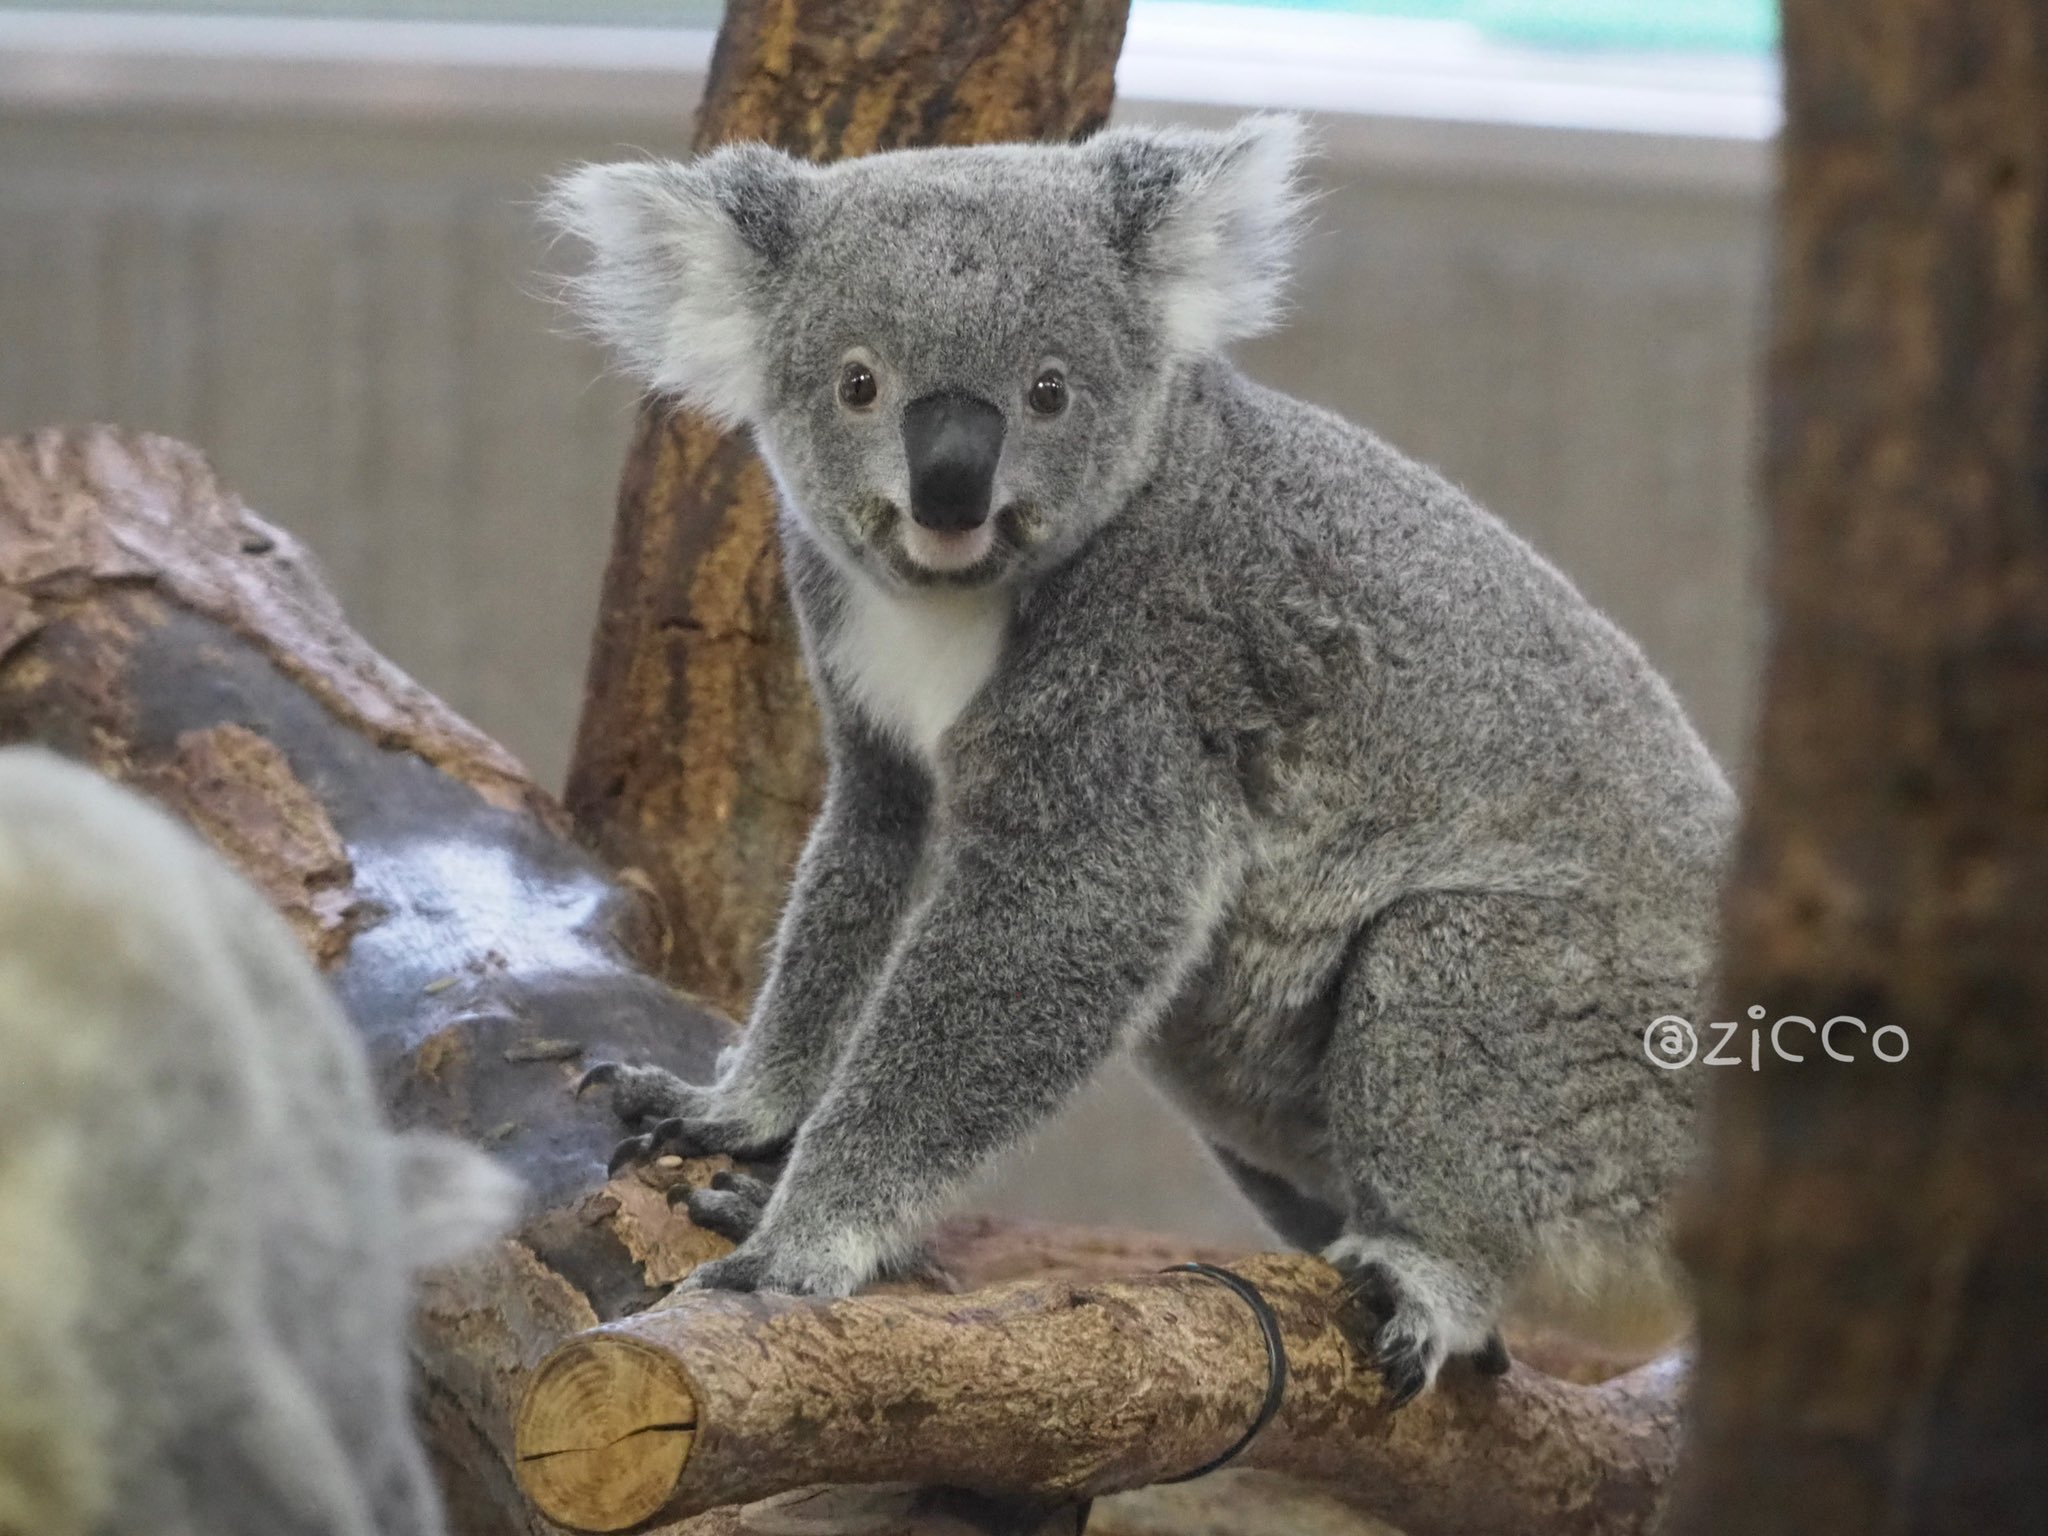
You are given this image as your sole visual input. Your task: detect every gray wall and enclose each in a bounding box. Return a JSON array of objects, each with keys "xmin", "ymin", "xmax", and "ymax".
[{"xmin": 0, "ymin": 71, "xmax": 1770, "ymax": 1246}]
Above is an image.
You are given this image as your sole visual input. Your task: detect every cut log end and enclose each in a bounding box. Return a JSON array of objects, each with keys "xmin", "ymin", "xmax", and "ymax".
[{"xmin": 516, "ymin": 1333, "xmax": 699, "ymax": 1533}]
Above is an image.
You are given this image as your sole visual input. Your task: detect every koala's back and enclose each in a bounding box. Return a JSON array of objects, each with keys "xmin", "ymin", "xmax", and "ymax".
[
  {"xmin": 0, "ymin": 752, "xmax": 429, "ymax": 1536},
  {"xmin": 1113, "ymin": 361, "xmax": 1727, "ymax": 851},
  {"xmin": 1050, "ymin": 361, "xmax": 1731, "ymax": 895},
  {"xmin": 1043, "ymin": 363, "xmax": 1732, "ymax": 1209}
]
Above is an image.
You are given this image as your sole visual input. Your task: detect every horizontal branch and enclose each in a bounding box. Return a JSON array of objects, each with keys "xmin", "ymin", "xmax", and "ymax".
[{"xmin": 516, "ymin": 1252, "xmax": 1683, "ymax": 1536}]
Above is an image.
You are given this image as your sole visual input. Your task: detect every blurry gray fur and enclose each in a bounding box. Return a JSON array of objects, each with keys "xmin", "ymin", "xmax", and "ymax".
[{"xmin": 0, "ymin": 749, "xmax": 521, "ymax": 1536}]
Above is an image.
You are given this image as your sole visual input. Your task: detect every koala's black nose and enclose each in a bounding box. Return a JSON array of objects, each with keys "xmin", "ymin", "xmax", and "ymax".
[{"xmin": 902, "ymin": 390, "xmax": 1005, "ymax": 532}]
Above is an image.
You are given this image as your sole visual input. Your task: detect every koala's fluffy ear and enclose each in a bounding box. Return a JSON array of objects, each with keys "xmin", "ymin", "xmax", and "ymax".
[
  {"xmin": 1089, "ymin": 114, "xmax": 1310, "ymax": 355},
  {"xmin": 545, "ymin": 143, "xmax": 810, "ymax": 426},
  {"xmin": 392, "ymin": 1130, "xmax": 524, "ymax": 1271}
]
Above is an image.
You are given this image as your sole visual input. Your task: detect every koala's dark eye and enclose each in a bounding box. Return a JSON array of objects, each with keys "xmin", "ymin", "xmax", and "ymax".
[
  {"xmin": 839, "ymin": 360, "xmax": 878, "ymax": 410},
  {"xmin": 1028, "ymin": 368, "xmax": 1068, "ymax": 417}
]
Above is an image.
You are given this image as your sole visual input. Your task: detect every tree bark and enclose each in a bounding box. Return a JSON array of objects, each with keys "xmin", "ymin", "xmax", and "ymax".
[
  {"xmin": 562, "ymin": 0, "xmax": 1133, "ymax": 1016},
  {"xmin": 1673, "ymin": 0, "xmax": 2048, "ymax": 1530},
  {"xmin": 517, "ymin": 1251, "xmax": 1682, "ymax": 1536}
]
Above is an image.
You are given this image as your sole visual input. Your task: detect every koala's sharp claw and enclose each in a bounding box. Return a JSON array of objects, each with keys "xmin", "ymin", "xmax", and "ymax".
[
  {"xmin": 1378, "ymin": 1343, "xmax": 1429, "ymax": 1411},
  {"xmin": 606, "ymin": 1133, "xmax": 653, "ymax": 1177},
  {"xmin": 576, "ymin": 1062, "xmax": 622, "ymax": 1100},
  {"xmin": 1370, "ymin": 1313, "xmax": 1432, "ymax": 1409},
  {"xmin": 1472, "ymin": 1331, "xmax": 1511, "ymax": 1377}
]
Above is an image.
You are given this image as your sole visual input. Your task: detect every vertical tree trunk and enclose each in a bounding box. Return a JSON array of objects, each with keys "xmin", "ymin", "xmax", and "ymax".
[
  {"xmin": 1675, "ymin": 0, "xmax": 2048, "ymax": 1530},
  {"xmin": 562, "ymin": 0, "xmax": 1133, "ymax": 1015}
]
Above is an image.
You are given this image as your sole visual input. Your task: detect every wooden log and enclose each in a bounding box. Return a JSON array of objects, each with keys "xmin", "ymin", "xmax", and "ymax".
[
  {"xmin": 516, "ymin": 1252, "xmax": 1683, "ymax": 1536},
  {"xmin": 562, "ymin": 0, "xmax": 1133, "ymax": 1015},
  {"xmin": 1671, "ymin": 0, "xmax": 2048, "ymax": 1531}
]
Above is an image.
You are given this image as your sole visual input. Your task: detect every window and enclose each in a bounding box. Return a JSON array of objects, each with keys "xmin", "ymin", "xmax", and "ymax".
[
  {"xmin": 0, "ymin": 0, "xmax": 1777, "ymax": 54},
  {"xmin": 1224, "ymin": 1, "xmax": 1775, "ymax": 55},
  {"xmin": 0, "ymin": 0, "xmax": 1779, "ymax": 139}
]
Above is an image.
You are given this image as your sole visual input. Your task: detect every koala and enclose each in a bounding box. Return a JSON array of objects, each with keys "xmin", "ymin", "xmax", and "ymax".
[
  {"xmin": 550, "ymin": 115, "xmax": 1733, "ymax": 1403},
  {"xmin": 0, "ymin": 748, "xmax": 522, "ymax": 1536}
]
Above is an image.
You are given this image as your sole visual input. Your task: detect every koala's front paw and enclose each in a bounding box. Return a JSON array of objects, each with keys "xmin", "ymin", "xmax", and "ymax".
[
  {"xmin": 670, "ymin": 1168, "xmax": 773, "ymax": 1243},
  {"xmin": 1327, "ymin": 1236, "xmax": 1504, "ymax": 1409},
  {"xmin": 580, "ymin": 1063, "xmax": 791, "ymax": 1173},
  {"xmin": 577, "ymin": 1061, "xmax": 712, "ymax": 1127}
]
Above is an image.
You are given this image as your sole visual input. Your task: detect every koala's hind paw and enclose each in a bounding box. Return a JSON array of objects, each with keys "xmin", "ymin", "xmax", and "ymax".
[
  {"xmin": 672, "ymin": 1168, "xmax": 774, "ymax": 1243},
  {"xmin": 1327, "ymin": 1236, "xmax": 1502, "ymax": 1409}
]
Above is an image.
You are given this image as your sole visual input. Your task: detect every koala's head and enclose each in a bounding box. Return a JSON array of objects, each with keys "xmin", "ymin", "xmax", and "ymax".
[{"xmin": 548, "ymin": 116, "xmax": 1307, "ymax": 590}]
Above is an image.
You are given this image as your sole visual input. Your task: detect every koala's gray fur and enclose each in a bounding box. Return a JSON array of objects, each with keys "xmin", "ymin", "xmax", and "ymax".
[
  {"xmin": 550, "ymin": 115, "xmax": 1732, "ymax": 1401},
  {"xmin": 0, "ymin": 749, "xmax": 521, "ymax": 1536}
]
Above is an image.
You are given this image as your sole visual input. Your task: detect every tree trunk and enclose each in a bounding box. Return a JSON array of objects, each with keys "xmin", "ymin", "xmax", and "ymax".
[
  {"xmin": 1673, "ymin": 0, "xmax": 2048, "ymax": 1529},
  {"xmin": 562, "ymin": 0, "xmax": 1132, "ymax": 1016}
]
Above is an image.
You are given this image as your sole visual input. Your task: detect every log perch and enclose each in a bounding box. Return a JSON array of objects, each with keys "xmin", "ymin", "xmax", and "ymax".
[{"xmin": 517, "ymin": 1255, "xmax": 1683, "ymax": 1536}]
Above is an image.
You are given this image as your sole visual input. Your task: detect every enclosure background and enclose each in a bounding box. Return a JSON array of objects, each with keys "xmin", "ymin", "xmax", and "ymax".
[{"xmin": 0, "ymin": 73, "xmax": 1767, "ymax": 1245}]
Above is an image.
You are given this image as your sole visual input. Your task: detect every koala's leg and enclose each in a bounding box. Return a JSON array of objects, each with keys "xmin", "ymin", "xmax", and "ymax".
[
  {"xmin": 590, "ymin": 727, "xmax": 929, "ymax": 1169},
  {"xmin": 1320, "ymin": 889, "xmax": 1697, "ymax": 1406},
  {"xmin": 677, "ymin": 748, "xmax": 1235, "ymax": 1297},
  {"xmin": 1210, "ymin": 1144, "xmax": 1344, "ymax": 1251}
]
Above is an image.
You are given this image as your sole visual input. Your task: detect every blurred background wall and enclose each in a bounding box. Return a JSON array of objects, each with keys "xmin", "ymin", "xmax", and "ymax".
[{"xmin": 0, "ymin": 5, "xmax": 1771, "ymax": 1246}]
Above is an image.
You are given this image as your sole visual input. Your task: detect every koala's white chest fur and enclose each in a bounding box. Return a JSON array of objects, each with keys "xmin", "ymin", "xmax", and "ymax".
[{"xmin": 823, "ymin": 578, "xmax": 1010, "ymax": 765}]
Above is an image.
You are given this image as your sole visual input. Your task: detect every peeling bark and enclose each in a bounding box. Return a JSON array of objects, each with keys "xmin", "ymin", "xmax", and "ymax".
[{"xmin": 563, "ymin": 0, "xmax": 1134, "ymax": 1015}]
